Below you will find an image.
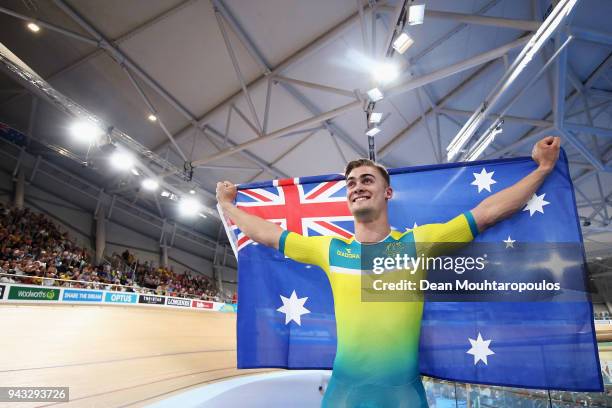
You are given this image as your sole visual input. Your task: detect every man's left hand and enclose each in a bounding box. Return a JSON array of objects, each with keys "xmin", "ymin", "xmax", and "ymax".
[{"xmin": 532, "ymin": 136, "xmax": 560, "ymax": 173}]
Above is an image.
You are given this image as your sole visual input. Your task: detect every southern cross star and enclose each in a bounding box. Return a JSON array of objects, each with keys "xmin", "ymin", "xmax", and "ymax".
[{"xmin": 277, "ymin": 290, "xmax": 310, "ymax": 325}]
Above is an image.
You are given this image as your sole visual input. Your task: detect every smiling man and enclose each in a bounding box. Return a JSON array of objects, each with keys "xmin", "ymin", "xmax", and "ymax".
[{"xmin": 216, "ymin": 136, "xmax": 561, "ymax": 407}]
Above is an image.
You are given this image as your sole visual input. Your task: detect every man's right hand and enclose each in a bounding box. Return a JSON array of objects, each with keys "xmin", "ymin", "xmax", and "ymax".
[
  {"xmin": 216, "ymin": 181, "xmax": 237, "ymax": 205},
  {"xmin": 215, "ymin": 180, "xmax": 283, "ymax": 249}
]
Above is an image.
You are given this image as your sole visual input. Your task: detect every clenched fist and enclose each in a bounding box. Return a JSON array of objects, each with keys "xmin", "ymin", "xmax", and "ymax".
[
  {"xmin": 532, "ymin": 136, "xmax": 560, "ymax": 173},
  {"xmin": 216, "ymin": 181, "xmax": 237, "ymax": 205}
]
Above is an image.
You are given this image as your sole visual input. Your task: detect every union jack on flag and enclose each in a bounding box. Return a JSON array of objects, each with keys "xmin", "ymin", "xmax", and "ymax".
[{"xmin": 227, "ymin": 177, "xmax": 354, "ymax": 252}]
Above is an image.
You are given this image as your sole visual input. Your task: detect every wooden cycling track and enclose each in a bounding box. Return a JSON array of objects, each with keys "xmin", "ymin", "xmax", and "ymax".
[
  {"xmin": 0, "ymin": 304, "xmax": 270, "ymax": 408},
  {"xmin": 2, "ymin": 303, "xmax": 610, "ymax": 407}
]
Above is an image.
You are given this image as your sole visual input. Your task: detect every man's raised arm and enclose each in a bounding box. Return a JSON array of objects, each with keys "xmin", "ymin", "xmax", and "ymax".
[
  {"xmin": 216, "ymin": 181, "xmax": 283, "ymax": 249},
  {"xmin": 470, "ymin": 136, "xmax": 561, "ymax": 233}
]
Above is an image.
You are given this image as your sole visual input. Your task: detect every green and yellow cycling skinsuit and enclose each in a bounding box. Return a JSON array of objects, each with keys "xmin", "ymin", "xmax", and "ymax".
[{"xmin": 278, "ymin": 212, "xmax": 479, "ymax": 408}]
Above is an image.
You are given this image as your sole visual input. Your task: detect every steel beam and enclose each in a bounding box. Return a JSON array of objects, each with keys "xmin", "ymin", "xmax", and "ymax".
[
  {"xmin": 571, "ymin": 27, "xmax": 612, "ymax": 46},
  {"xmin": 0, "ymin": 6, "xmax": 98, "ymax": 45},
  {"xmin": 213, "ymin": 6, "xmax": 262, "ymax": 134},
  {"xmin": 425, "ymin": 10, "xmax": 540, "ymax": 31},
  {"xmin": 272, "ymin": 75, "xmax": 357, "ymax": 98},
  {"xmin": 378, "ymin": 61, "xmax": 499, "ymax": 159},
  {"xmin": 485, "ymin": 53, "xmax": 612, "ymax": 161},
  {"xmin": 558, "ymin": 129, "xmax": 606, "ymax": 171},
  {"xmin": 121, "ymin": 65, "xmax": 189, "ymax": 162},
  {"xmin": 438, "ymin": 108, "xmax": 553, "ymax": 128},
  {"xmin": 201, "ymin": 125, "xmax": 288, "ymax": 178},
  {"xmin": 565, "ymin": 123, "xmax": 612, "ymax": 138},
  {"xmin": 191, "ymin": 99, "xmax": 361, "ymax": 166},
  {"xmin": 554, "ymin": 32, "xmax": 569, "ymax": 129},
  {"xmin": 386, "ymin": 36, "xmax": 530, "ymax": 98},
  {"xmin": 446, "ymin": 0, "xmax": 578, "ymax": 162},
  {"xmin": 154, "ymin": 0, "xmax": 387, "ymax": 159},
  {"xmin": 0, "ymin": 0, "xmax": 197, "ymax": 111},
  {"xmin": 53, "ymin": 0, "xmax": 199, "ymax": 123}
]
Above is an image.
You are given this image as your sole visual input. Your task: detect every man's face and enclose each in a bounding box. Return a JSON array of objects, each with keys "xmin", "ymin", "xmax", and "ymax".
[{"xmin": 346, "ymin": 165, "xmax": 392, "ymax": 221}]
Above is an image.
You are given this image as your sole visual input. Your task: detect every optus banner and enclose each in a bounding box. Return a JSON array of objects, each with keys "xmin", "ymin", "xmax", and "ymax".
[
  {"xmin": 8, "ymin": 286, "xmax": 60, "ymax": 301},
  {"xmin": 104, "ymin": 292, "xmax": 137, "ymax": 304}
]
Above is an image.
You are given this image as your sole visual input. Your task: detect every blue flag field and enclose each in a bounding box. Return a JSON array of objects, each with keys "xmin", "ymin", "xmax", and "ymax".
[{"xmin": 222, "ymin": 149, "xmax": 603, "ymax": 392}]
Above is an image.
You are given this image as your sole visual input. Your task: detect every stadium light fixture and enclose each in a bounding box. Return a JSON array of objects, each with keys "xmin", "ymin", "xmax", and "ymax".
[
  {"xmin": 110, "ymin": 151, "xmax": 134, "ymax": 171},
  {"xmin": 408, "ymin": 4, "xmax": 426, "ymax": 25},
  {"xmin": 392, "ymin": 32, "xmax": 414, "ymax": 54},
  {"xmin": 179, "ymin": 197, "xmax": 201, "ymax": 217},
  {"xmin": 369, "ymin": 112, "xmax": 383, "ymax": 124},
  {"xmin": 372, "ymin": 62, "xmax": 399, "ymax": 83},
  {"xmin": 141, "ymin": 178, "xmax": 159, "ymax": 191},
  {"xmin": 367, "ymin": 87, "xmax": 384, "ymax": 102},
  {"xmin": 147, "ymin": 114, "xmax": 157, "ymax": 122},
  {"xmin": 130, "ymin": 168, "xmax": 140, "ymax": 176},
  {"xmin": 189, "ymin": 189, "xmax": 196, "ymax": 195},
  {"xmin": 365, "ymin": 127, "xmax": 381, "ymax": 137},
  {"xmin": 161, "ymin": 190, "xmax": 171, "ymax": 198},
  {"xmin": 27, "ymin": 22, "xmax": 40, "ymax": 32},
  {"xmin": 69, "ymin": 121, "xmax": 103, "ymax": 144}
]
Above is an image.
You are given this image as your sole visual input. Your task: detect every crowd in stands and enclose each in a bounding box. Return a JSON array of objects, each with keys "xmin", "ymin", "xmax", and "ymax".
[{"xmin": 0, "ymin": 203, "xmax": 225, "ymax": 302}]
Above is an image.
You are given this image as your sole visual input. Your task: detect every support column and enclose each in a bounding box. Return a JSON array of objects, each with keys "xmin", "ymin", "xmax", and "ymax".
[
  {"xmin": 13, "ymin": 170, "xmax": 25, "ymax": 209},
  {"xmin": 95, "ymin": 207, "xmax": 106, "ymax": 265},
  {"xmin": 160, "ymin": 244, "xmax": 169, "ymax": 269}
]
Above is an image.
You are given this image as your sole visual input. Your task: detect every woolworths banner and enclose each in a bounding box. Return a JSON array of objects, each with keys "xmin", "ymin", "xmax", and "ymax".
[
  {"xmin": 0, "ymin": 283, "xmax": 235, "ymax": 313},
  {"xmin": 8, "ymin": 286, "xmax": 60, "ymax": 301}
]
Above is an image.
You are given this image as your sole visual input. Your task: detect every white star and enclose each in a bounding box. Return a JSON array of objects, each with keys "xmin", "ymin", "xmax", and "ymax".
[
  {"xmin": 534, "ymin": 251, "xmax": 578, "ymax": 278},
  {"xmin": 405, "ymin": 222, "xmax": 418, "ymax": 231},
  {"xmin": 467, "ymin": 333, "xmax": 495, "ymax": 365},
  {"xmin": 277, "ymin": 290, "xmax": 310, "ymax": 325},
  {"xmin": 471, "ymin": 168, "xmax": 497, "ymax": 193},
  {"xmin": 503, "ymin": 236, "xmax": 516, "ymax": 248},
  {"xmin": 523, "ymin": 193, "xmax": 550, "ymax": 216}
]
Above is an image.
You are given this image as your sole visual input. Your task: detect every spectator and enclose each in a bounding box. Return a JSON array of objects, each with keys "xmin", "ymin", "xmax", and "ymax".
[{"xmin": 0, "ymin": 202, "xmax": 222, "ymax": 300}]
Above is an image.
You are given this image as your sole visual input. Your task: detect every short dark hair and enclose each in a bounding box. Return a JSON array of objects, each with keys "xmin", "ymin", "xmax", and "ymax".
[{"xmin": 344, "ymin": 158, "xmax": 390, "ymax": 186}]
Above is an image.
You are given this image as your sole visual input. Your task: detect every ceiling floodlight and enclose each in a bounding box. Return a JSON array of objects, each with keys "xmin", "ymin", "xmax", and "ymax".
[
  {"xmin": 367, "ymin": 87, "xmax": 384, "ymax": 102},
  {"xmin": 392, "ymin": 32, "xmax": 414, "ymax": 54},
  {"xmin": 110, "ymin": 151, "xmax": 134, "ymax": 171},
  {"xmin": 365, "ymin": 127, "xmax": 381, "ymax": 137},
  {"xmin": 147, "ymin": 114, "xmax": 157, "ymax": 122},
  {"xmin": 179, "ymin": 197, "xmax": 201, "ymax": 217},
  {"xmin": 70, "ymin": 121, "xmax": 102, "ymax": 144},
  {"xmin": 198, "ymin": 212, "xmax": 207, "ymax": 219},
  {"xmin": 27, "ymin": 22, "xmax": 41, "ymax": 32},
  {"xmin": 130, "ymin": 168, "xmax": 140, "ymax": 176},
  {"xmin": 408, "ymin": 4, "xmax": 426, "ymax": 25},
  {"xmin": 141, "ymin": 178, "xmax": 159, "ymax": 191},
  {"xmin": 161, "ymin": 190, "xmax": 171, "ymax": 197},
  {"xmin": 369, "ymin": 112, "xmax": 383, "ymax": 124},
  {"xmin": 189, "ymin": 189, "xmax": 196, "ymax": 195},
  {"xmin": 372, "ymin": 62, "xmax": 399, "ymax": 83}
]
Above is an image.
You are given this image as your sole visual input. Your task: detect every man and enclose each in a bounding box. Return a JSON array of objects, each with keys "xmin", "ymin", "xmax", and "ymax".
[{"xmin": 216, "ymin": 136, "xmax": 561, "ymax": 407}]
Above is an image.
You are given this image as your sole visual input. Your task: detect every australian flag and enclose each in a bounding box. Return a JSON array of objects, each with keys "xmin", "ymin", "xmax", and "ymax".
[{"xmin": 221, "ymin": 149, "xmax": 603, "ymax": 392}]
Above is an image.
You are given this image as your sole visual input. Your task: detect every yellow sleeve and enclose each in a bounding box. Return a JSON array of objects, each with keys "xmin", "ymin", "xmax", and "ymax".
[
  {"xmin": 413, "ymin": 211, "xmax": 479, "ymax": 257},
  {"xmin": 278, "ymin": 231, "xmax": 331, "ymax": 270}
]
